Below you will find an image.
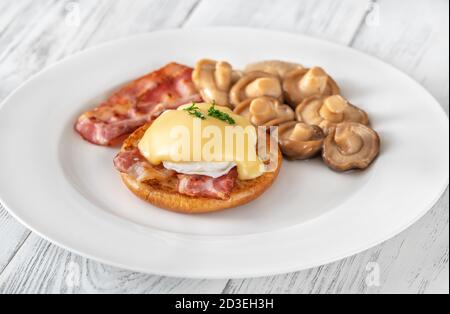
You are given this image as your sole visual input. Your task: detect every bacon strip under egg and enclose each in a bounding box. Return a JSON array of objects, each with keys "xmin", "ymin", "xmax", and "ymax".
[
  {"xmin": 113, "ymin": 149, "xmax": 237, "ymax": 200},
  {"xmin": 75, "ymin": 63, "xmax": 202, "ymax": 146},
  {"xmin": 177, "ymin": 168, "xmax": 238, "ymax": 200}
]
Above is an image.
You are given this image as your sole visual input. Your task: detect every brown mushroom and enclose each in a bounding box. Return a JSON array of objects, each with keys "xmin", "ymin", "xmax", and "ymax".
[
  {"xmin": 229, "ymin": 71, "xmax": 283, "ymax": 107},
  {"xmin": 296, "ymin": 95, "xmax": 370, "ymax": 135},
  {"xmin": 234, "ymin": 96, "xmax": 294, "ymax": 126},
  {"xmin": 322, "ymin": 122, "xmax": 380, "ymax": 171},
  {"xmin": 192, "ymin": 59, "xmax": 234, "ymax": 107},
  {"xmin": 278, "ymin": 122, "xmax": 325, "ymax": 160},
  {"xmin": 283, "ymin": 66, "xmax": 340, "ymax": 106},
  {"xmin": 245, "ymin": 60, "xmax": 304, "ymax": 79}
]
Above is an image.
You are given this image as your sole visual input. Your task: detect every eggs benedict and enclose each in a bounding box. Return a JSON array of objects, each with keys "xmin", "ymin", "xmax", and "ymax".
[{"xmin": 114, "ymin": 102, "xmax": 282, "ymax": 213}]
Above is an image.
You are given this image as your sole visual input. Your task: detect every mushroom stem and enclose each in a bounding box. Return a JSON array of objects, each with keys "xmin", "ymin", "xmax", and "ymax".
[
  {"xmin": 243, "ymin": 97, "xmax": 294, "ymax": 126},
  {"xmin": 250, "ymin": 98, "xmax": 274, "ymax": 117},
  {"xmin": 215, "ymin": 61, "xmax": 232, "ymax": 91},
  {"xmin": 299, "ymin": 67, "xmax": 328, "ymax": 97},
  {"xmin": 290, "ymin": 123, "xmax": 314, "ymax": 142},
  {"xmin": 193, "ymin": 59, "xmax": 233, "ymax": 107},
  {"xmin": 335, "ymin": 127, "xmax": 364, "ymax": 155},
  {"xmin": 319, "ymin": 95, "xmax": 347, "ymax": 122}
]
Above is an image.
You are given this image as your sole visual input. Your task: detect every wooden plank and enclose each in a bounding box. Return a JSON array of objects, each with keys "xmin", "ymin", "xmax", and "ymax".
[
  {"xmin": 0, "ymin": 0, "xmax": 112, "ymax": 99},
  {"xmin": 85, "ymin": 0, "xmax": 201, "ymax": 44},
  {"xmin": 0, "ymin": 205, "xmax": 30, "ymax": 273},
  {"xmin": 0, "ymin": 0, "xmax": 200, "ymax": 99},
  {"xmin": 184, "ymin": 0, "xmax": 372, "ymax": 45},
  {"xmin": 0, "ymin": 0, "xmax": 62, "ymax": 276},
  {"xmin": 0, "ymin": 233, "xmax": 227, "ymax": 294},
  {"xmin": 351, "ymin": 0, "xmax": 449, "ymax": 112},
  {"xmin": 376, "ymin": 190, "xmax": 449, "ymax": 294}
]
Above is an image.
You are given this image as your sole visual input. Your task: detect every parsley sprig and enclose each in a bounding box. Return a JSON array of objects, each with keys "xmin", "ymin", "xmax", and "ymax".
[
  {"xmin": 183, "ymin": 103, "xmax": 206, "ymax": 120},
  {"xmin": 183, "ymin": 101, "xmax": 236, "ymax": 125},
  {"xmin": 207, "ymin": 102, "xmax": 236, "ymax": 125}
]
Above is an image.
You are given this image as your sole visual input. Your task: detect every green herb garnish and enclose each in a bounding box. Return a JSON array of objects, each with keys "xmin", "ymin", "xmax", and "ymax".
[
  {"xmin": 207, "ymin": 102, "xmax": 236, "ymax": 125},
  {"xmin": 184, "ymin": 103, "xmax": 206, "ymax": 120}
]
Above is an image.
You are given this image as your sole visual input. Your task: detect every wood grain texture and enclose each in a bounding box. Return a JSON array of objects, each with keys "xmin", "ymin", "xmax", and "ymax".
[
  {"xmin": 0, "ymin": 0, "xmax": 200, "ymax": 100},
  {"xmin": 0, "ymin": 234, "xmax": 226, "ymax": 294},
  {"xmin": 184, "ymin": 0, "xmax": 372, "ymax": 45},
  {"xmin": 0, "ymin": 204, "xmax": 30, "ymax": 274},
  {"xmin": 0, "ymin": 0, "xmax": 448, "ymax": 294},
  {"xmin": 351, "ymin": 0, "xmax": 449, "ymax": 113}
]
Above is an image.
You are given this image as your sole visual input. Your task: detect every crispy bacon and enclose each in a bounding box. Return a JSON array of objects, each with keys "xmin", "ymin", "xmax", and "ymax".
[
  {"xmin": 76, "ymin": 63, "xmax": 202, "ymax": 146},
  {"xmin": 177, "ymin": 168, "xmax": 238, "ymax": 200},
  {"xmin": 114, "ymin": 149, "xmax": 237, "ymax": 200},
  {"xmin": 113, "ymin": 149, "xmax": 146, "ymax": 173},
  {"xmin": 114, "ymin": 148, "xmax": 176, "ymax": 182}
]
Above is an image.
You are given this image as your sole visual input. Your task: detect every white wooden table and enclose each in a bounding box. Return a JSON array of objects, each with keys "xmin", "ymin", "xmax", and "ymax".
[{"xmin": 0, "ymin": 0, "xmax": 448, "ymax": 294}]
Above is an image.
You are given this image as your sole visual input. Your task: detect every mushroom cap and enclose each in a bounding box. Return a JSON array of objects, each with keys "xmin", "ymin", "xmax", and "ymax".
[
  {"xmin": 278, "ymin": 122, "xmax": 325, "ymax": 160},
  {"xmin": 234, "ymin": 96, "xmax": 295, "ymax": 127},
  {"xmin": 192, "ymin": 59, "xmax": 234, "ymax": 107},
  {"xmin": 322, "ymin": 122, "xmax": 380, "ymax": 171},
  {"xmin": 283, "ymin": 67, "xmax": 340, "ymax": 106},
  {"xmin": 245, "ymin": 60, "xmax": 304, "ymax": 79},
  {"xmin": 296, "ymin": 95, "xmax": 370, "ymax": 135},
  {"xmin": 229, "ymin": 71, "xmax": 284, "ymax": 107}
]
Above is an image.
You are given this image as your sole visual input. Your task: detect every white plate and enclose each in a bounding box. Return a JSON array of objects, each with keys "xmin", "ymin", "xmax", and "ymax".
[{"xmin": 0, "ymin": 28, "xmax": 448, "ymax": 278}]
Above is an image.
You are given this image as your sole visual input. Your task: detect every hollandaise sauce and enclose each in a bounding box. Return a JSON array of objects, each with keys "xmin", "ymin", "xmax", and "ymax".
[{"xmin": 138, "ymin": 103, "xmax": 265, "ymax": 180}]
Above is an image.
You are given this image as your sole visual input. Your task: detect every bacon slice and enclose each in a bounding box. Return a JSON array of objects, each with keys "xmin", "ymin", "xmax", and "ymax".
[
  {"xmin": 76, "ymin": 63, "xmax": 202, "ymax": 146},
  {"xmin": 113, "ymin": 149, "xmax": 146, "ymax": 173},
  {"xmin": 114, "ymin": 148, "xmax": 176, "ymax": 182},
  {"xmin": 114, "ymin": 149, "xmax": 237, "ymax": 200},
  {"xmin": 177, "ymin": 168, "xmax": 238, "ymax": 200}
]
